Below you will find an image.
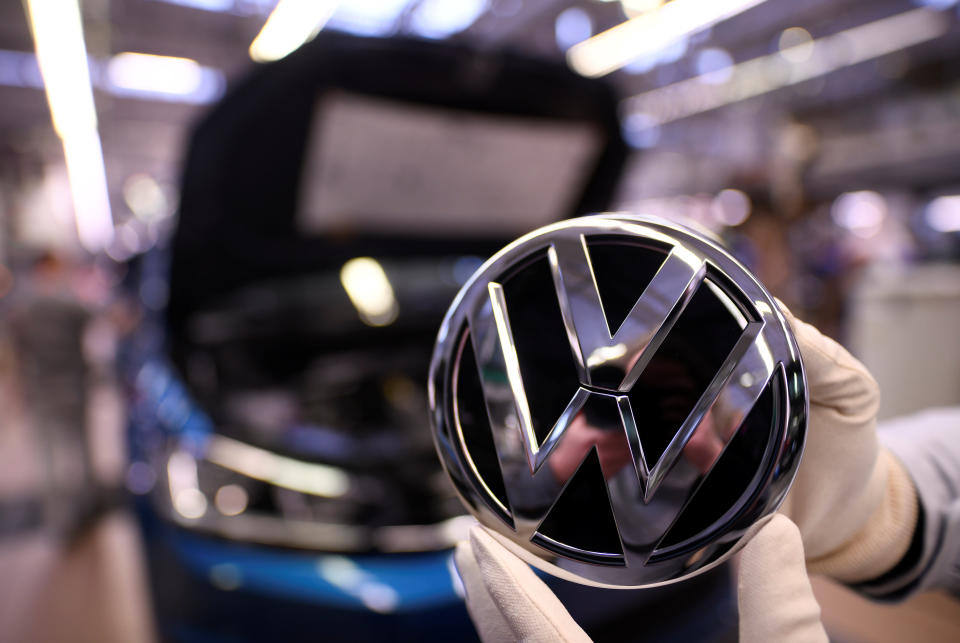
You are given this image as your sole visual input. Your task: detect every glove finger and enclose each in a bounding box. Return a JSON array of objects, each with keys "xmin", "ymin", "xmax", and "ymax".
[
  {"xmin": 738, "ymin": 515, "xmax": 828, "ymax": 643},
  {"xmin": 455, "ymin": 526, "xmax": 591, "ymax": 643},
  {"xmin": 777, "ymin": 302, "xmax": 879, "ymax": 422},
  {"xmin": 776, "ymin": 302, "xmax": 884, "ymax": 558},
  {"xmin": 455, "ymin": 539, "xmax": 516, "ymax": 643}
]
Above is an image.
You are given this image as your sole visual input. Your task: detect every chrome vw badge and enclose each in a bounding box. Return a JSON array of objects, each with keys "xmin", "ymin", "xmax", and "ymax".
[{"xmin": 429, "ymin": 215, "xmax": 806, "ymax": 588}]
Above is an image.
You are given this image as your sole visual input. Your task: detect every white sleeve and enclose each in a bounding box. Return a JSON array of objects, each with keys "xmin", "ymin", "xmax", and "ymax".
[{"xmin": 858, "ymin": 406, "xmax": 960, "ymax": 598}]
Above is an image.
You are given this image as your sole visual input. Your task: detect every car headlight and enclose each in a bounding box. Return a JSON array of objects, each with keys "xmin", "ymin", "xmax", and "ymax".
[{"xmin": 129, "ymin": 358, "xmax": 471, "ymax": 552}]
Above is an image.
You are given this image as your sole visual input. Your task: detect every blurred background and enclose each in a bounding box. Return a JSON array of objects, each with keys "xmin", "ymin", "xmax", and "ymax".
[{"xmin": 1, "ymin": 0, "xmax": 960, "ymax": 641}]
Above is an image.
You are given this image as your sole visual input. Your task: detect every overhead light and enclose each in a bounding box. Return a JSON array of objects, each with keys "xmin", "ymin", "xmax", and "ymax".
[
  {"xmin": 623, "ymin": 8, "xmax": 950, "ymax": 128},
  {"xmin": 0, "ymin": 49, "xmax": 225, "ymax": 105},
  {"xmin": 0, "ymin": 49, "xmax": 44, "ymax": 89},
  {"xmin": 621, "ymin": 0, "xmax": 664, "ymax": 18},
  {"xmin": 340, "ymin": 257, "xmax": 399, "ymax": 327},
  {"xmin": 914, "ymin": 0, "xmax": 958, "ymax": 8},
  {"xmin": 712, "ymin": 189, "xmax": 751, "ymax": 226},
  {"xmin": 107, "ymin": 52, "xmax": 224, "ymax": 103},
  {"xmin": 778, "ymin": 27, "xmax": 814, "ymax": 64},
  {"xmin": 622, "ymin": 112, "xmax": 661, "ymax": 148},
  {"xmin": 123, "ymin": 173, "xmax": 172, "ymax": 223},
  {"xmin": 925, "ymin": 195, "xmax": 960, "ymax": 232},
  {"xmin": 249, "ymin": 0, "xmax": 339, "ymax": 62},
  {"xmin": 25, "ymin": 0, "xmax": 113, "ymax": 252},
  {"xmin": 323, "ymin": 0, "xmax": 410, "ymax": 37},
  {"xmin": 26, "ymin": 0, "xmax": 96, "ymax": 136},
  {"xmin": 694, "ymin": 48, "xmax": 735, "ymax": 85},
  {"xmin": 154, "ymin": 0, "xmax": 234, "ymax": 11},
  {"xmin": 555, "ymin": 7, "xmax": 594, "ymax": 51},
  {"xmin": 832, "ymin": 191, "xmax": 887, "ymax": 238},
  {"xmin": 621, "ymin": 36, "xmax": 689, "ymax": 75},
  {"xmin": 409, "ymin": 0, "xmax": 487, "ymax": 40},
  {"xmin": 63, "ymin": 132, "xmax": 114, "ymax": 250},
  {"xmin": 568, "ymin": 0, "xmax": 766, "ymax": 77}
]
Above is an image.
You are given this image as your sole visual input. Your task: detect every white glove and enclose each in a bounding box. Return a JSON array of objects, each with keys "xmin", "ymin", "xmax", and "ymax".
[
  {"xmin": 777, "ymin": 306, "xmax": 919, "ymax": 582},
  {"xmin": 451, "ymin": 309, "xmax": 927, "ymax": 642},
  {"xmin": 736, "ymin": 515, "xmax": 827, "ymax": 643},
  {"xmin": 454, "ymin": 526, "xmax": 591, "ymax": 643},
  {"xmin": 455, "ymin": 515, "xmax": 827, "ymax": 643}
]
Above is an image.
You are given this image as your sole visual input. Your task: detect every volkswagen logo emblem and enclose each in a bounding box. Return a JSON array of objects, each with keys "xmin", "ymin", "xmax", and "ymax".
[{"xmin": 429, "ymin": 215, "xmax": 807, "ymax": 588}]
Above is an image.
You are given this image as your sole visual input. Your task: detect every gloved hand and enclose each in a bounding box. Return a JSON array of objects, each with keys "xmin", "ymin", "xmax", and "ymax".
[
  {"xmin": 452, "ymin": 308, "xmax": 925, "ymax": 642},
  {"xmin": 776, "ymin": 306, "xmax": 918, "ymax": 582},
  {"xmin": 455, "ymin": 515, "xmax": 828, "ymax": 643}
]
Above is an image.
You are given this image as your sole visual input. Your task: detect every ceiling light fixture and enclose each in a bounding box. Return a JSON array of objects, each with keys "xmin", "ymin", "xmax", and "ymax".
[
  {"xmin": 623, "ymin": 8, "xmax": 949, "ymax": 128},
  {"xmin": 249, "ymin": 0, "xmax": 339, "ymax": 62},
  {"xmin": 25, "ymin": 0, "xmax": 113, "ymax": 252},
  {"xmin": 568, "ymin": 0, "xmax": 766, "ymax": 77}
]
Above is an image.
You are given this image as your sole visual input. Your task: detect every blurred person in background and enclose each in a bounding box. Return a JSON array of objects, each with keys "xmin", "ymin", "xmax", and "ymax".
[{"xmin": 8, "ymin": 250, "xmax": 102, "ymax": 536}]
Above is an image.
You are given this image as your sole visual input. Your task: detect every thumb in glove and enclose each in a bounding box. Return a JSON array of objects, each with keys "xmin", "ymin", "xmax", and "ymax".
[
  {"xmin": 454, "ymin": 526, "xmax": 591, "ymax": 643},
  {"xmin": 738, "ymin": 514, "xmax": 828, "ymax": 643},
  {"xmin": 456, "ymin": 516, "xmax": 829, "ymax": 643}
]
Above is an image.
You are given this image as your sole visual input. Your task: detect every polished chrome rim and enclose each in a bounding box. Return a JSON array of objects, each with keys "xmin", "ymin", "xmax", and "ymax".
[{"xmin": 430, "ymin": 214, "xmax": 807, "ymax": 588}]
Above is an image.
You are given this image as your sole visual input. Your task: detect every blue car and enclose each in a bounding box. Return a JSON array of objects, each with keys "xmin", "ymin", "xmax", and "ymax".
[{"xmin": 122, "ymin": 32, "xmax": 628, "ymax": 641}]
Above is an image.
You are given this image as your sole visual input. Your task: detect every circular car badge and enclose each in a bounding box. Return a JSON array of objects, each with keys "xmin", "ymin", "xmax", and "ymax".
[{"xmin": 429, "ymin": 215, "xmax": 807, "ymax": 588}]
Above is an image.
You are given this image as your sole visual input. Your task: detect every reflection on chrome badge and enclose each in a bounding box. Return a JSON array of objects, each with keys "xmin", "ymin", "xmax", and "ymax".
[{"xmin": 429, "ymin": 215, "xmax": 807, "ymax": 588}]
